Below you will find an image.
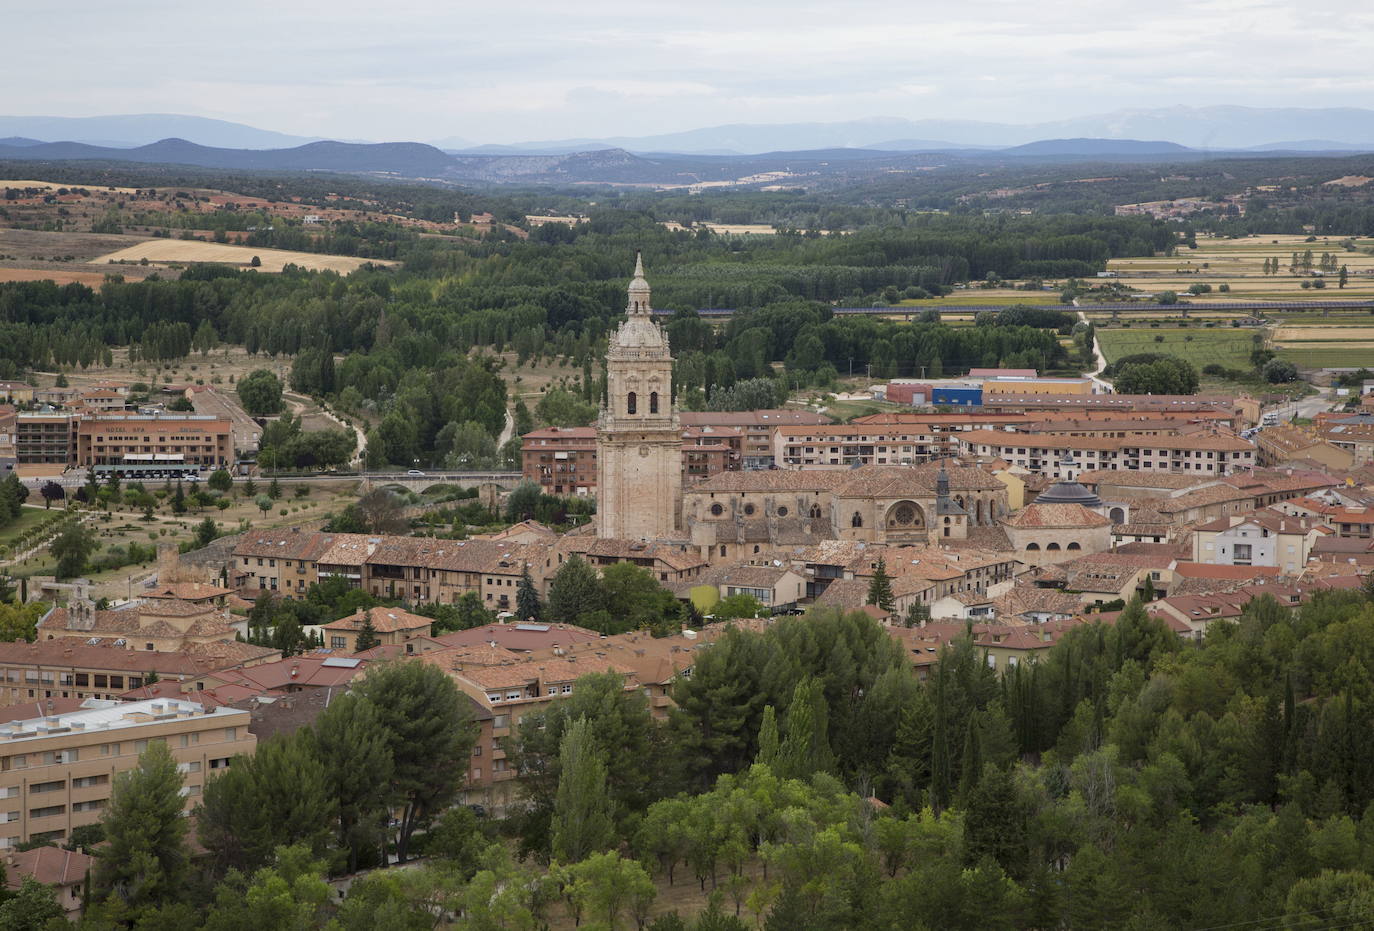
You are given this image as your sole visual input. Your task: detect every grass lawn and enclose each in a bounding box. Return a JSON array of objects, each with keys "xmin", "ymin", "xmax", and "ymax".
[
  {"xmin": 0, "ymin": 506, "xmax": 58, "ymax": 548},
  {"xmin": 1096, "ymin": 328, "xmax": 1259, "ymax": 369}
]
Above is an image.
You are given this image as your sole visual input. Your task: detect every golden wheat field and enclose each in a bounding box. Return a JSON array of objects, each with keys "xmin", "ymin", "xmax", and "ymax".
[{"xmin": 89, "ymin": 240, "xmax": 396, "ymax": 273}]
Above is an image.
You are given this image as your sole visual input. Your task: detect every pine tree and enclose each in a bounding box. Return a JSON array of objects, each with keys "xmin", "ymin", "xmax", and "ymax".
[
  {"xmin": 354, "ymin": 612, "xmax": 380, "ymax": 652},
  {"xmin": 904, "ymin": 600, "xmax": 931, "ymax": 628},
  {"xmin": 551, "ymin": 716, "xmax": 615, "ymax": 862},
  {"xmin": 93, "ymin": 741, "xmax": 189, "ymax": 914},
  {"xmin": 867, "ymin": 558, "xmax": 895, "ymax": 612},
  {"xmin": 516, "ymin": 567, "xmax": 543, "ymax": 622},
  {"xmin": 755, "ymin": 705, "xmax": 780, "ymax": 769},
  {"xmin": 547, "ymin": 555, "xmax": 606, "ymax": 623},
  {"xmin": 268, "ymin": 478, "xmax": 283, "ymax": 500}
]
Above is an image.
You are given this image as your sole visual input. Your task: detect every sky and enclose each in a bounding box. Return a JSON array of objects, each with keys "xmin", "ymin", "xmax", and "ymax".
[{"xmin": 7, "ymin": 0, "xmax": 1374, "ymax": 144}]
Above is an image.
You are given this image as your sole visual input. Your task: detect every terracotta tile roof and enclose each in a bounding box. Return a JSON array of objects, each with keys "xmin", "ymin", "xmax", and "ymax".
[
  {"xmin": 703, "ymin": 565, "xmax": 798, "ymax": 589},
  {"xmin": 680, "ymin": 410, "xmax": 832, "ymax": 427},
  {"xmin": 4, "ymin": 845, "xmax": 93, "ymax": 890},
  {"xmin": 690, "ymin": 470, "xmax": 850, "ymax": 494},
  {"xmin": 1156, "ymin": 485, "xmax": 1254, "ymax": 513},
  {"xmin": 1172, "ymin": 562, "xmax": 1282, "ymax": 580},
  {"xmin": 522, "ymin": 426, "xmax": 596, "ymax": 439},
  {"xmin": 456, "ymin": 655, "xmax": 630, "ymax": 690},
  {"xmin": 433, "ymin": 622, "xmax": 601, "ymax": 653},
  {"xmin": 0, "ymin": 639, "xmax": 274, "ymax": 676},
  {"xmin": 144, "ymin": 582, "xmax": 233, "ymax": 602},
  {"xmin": 118, "ymin": 681, "xmax": 278, "ymax": 709},
  {"xmin": 1003, "ymin": 502, "xmax": 1111, "ymax": 529},
  {"xmin": 991, "ymin": 586, "xmax": 1082, "ymax": 619},
  {"xmin": 830, "ymin": 463, "xmax": 1003, "ymax": 497},
  {"xmin": 321, "ymin": 606, "xmax": 433, "ymax": 634},
  {"xmin": 812, "ymin": 578, "xmax": 873, "ymax": 609},
  {"xmin": 1076, "ymin": 470, "xmax": 1214, "ymax": 490},
  {"xmin": 216, "ymin": 652, "xmax": 368, "ymax": 690},
  {"xmin": 571, "ymin": 538, "xmax": 706, "ymax": 572}
]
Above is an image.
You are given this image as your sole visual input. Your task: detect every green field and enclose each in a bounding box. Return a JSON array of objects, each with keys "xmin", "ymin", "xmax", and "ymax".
[
  {"xmin": 1096, "ymin": 328, "xmax": 1259, "ymax": 369},
  {"xmin": 0, "ymin": 506, "xmax": 55, "ymax": 548}
]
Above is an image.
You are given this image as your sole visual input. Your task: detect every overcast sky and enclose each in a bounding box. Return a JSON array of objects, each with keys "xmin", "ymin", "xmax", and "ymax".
[{"xmin": 8, "ymin": 0, "xmax": 1373, "ymax": 144}]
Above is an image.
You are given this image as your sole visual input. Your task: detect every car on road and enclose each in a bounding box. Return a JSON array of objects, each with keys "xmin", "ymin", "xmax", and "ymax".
[{"xmin": 406, "ymin": 469, "xmax": 425, "ymax": 476}]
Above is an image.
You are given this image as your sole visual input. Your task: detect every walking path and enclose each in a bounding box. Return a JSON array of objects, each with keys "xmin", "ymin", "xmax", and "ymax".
[{"xmin": 1078, "ymin": 310, "xmax": 1113, "ymax": 393}]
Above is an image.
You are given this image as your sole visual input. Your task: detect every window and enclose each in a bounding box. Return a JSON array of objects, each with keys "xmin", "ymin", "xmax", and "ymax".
[
  {"xmin": 505, "ymin": 690, "xmax": 522, "ymax": 701},
  {"xmin": 73, "ymin": 799, "xmax": 106, "ymax": 813},
  {"xmin": 30, "ymin": 780, "xmax": 64, "ymax": 794},
  {"xmin": 93, "ymin": 675, "xmax": 108, "ymax": 688},
  {"xmin": 851, "ymin": 512, "xmax": 863, "ymax": 528},
  {"xmin": 777, "ymin": 506, "xmax": 788, "ymax": 517},
  {"xmin": 709, "ymin": 503, "xmax": 723, "ymax": 516},
  {"xmin": 626, "ymin": 392, "xmax": 637, "ymax": 415},
  {"xmin": 330, "ymin": 636, "xmax": 346, "ymax": 649},
  {"xmin": 72, "ymin": 775, "xmax": 108, "ymax": 790},
  {"xmin": 29, "ymin": 805, "xmax": 65, "ymax": 819},
  {"xmin": 649, "ymin": 391, "xmax": 659, "ymax": 414},
  {"xmin": 223, "ymin": 727, "xmax": 238, "ymax": 742},
  {"xmin": 209, "ymin": 758, "xmax": 231, "ymax": 770},
  {"xmin": 743, "ymin": 504, "xmax": 755, "ymax": 516}
]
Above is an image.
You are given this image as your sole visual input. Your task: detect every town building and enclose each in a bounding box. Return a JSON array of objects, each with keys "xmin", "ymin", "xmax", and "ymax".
[
  {"xmin": 595, "ymin": 255, "xmax": 682, "ymax": 539},
  {"xmin": 0, "ymin": 698, "xmax": 255, "ymax": 847},
  {"xmin": 318, "ymin": 606, "xmax": 433, "ymax": 653},
  {"xmin": 520, "ymin": 423, "xmax": 740, "ymax": 496},
  {"xmin": 15, "ymin": 414, "xmax": 76, "ymax": 465},
  {"xmin": 3, "ymin": 844, "xmax": 94, "ymax": 921},
  {"xmin": 679, "ymin": 410, "xmax": 831, "ymax": 469},
  {"xmin": 957, "ymin": 429, "xmax": 1256, "ymax": 477},
  {"xmin": 1192, "ymin": 511, "xmax": 1328, "ymax": 573},
  {"xmin": 75, "ymin": 413, "xmax": 232, "ymax": 470},
  {"xmin": 38, "ymin": 595, "xmax": 245, "ymax": 651},
  {"xmin": 0, "ymin": 640, "xmax": 278, "ymax": 707}
]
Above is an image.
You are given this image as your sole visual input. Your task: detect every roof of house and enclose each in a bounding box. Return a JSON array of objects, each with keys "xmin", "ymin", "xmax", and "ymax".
[
  {"xmin": 4, "ymin": 845, "xmax": 94, "ymax": 890},
  {"xmin": 1172, "ymin": 562, "xmax": 1283, "ymax": 580},
  {"xmin": 144, "ymin": 582, "xmax": 234, "ymax": 602},
  {"xmin": 212, "ymin": 652, "xmax": 369, "ymax": 691},
  {"xmin": 0, "ymin": 639, "xmax": 276, "ymax": 675},
  {"xmin": 432, "ymin": 622, "xmax": 601, "ymax": 653},
  {"xmin": 1002, "ymin": 502, "xmax": 1112, "ymax": 530},
  {"xmin": 679, "ymin": 409, "xmax": 833, "ymax": 428},
  {"xmin": 320, "ymin": 606, "xmax": 433, "ymax": 634}
]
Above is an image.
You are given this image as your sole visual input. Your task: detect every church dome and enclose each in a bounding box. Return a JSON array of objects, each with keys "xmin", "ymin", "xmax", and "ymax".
[
  {"xmin": 611, "ymin": 315, "xmax": 668, "ymax": 351},
  {"xmin": 1034, "ymin": 454, "xmax": 1102, "ymax": 508}
]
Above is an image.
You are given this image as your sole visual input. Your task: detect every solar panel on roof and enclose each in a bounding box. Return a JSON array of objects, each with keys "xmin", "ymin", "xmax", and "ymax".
[
  {"xmin": 321, "ymin": 657, "xmax": 362, "ymax": 668},
  {"xmin": 515, "ymin": 624, "xmax": 551, "ymax": 632}
]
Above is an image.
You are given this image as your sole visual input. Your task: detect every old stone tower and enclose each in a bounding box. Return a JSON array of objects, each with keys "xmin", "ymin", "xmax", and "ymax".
[{"xmin": 596, "ymin": 253, "xmax": 681, "ymax": 539}]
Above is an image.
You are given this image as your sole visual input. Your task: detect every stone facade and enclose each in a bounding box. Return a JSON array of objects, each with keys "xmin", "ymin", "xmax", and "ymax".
[{"xmin": 596, "ymin": 255, "xmax": 682, "ymax": 540}]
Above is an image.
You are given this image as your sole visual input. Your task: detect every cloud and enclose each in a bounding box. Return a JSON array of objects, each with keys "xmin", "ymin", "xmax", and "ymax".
[{"xmin": 3, "ymin": 0, "xmax": 1371, "ymax": 142}]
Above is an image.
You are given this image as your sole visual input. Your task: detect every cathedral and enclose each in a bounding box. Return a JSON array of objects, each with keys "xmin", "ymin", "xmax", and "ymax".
[{"xmin": 595, "ymin": 254, "xmax": 683, "ymax": 540}]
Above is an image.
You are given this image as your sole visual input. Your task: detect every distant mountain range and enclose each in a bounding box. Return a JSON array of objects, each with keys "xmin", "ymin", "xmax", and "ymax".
[
  {"xmin": 444, "ymin": 106, "xmax": 1374, "ymax": 155},
  {"xmin": 7, "ymin": 106, "xmax": 1374, "ymax": 157},
  {"xmin": 0, "ymin": 114, "xmax": 325, "ymax": 149},
  {"xmin": 2, "ymin": 108, "xmax": 1374, "ymax": 188}
]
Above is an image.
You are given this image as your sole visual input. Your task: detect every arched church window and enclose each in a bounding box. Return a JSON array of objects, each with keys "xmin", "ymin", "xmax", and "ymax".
[
  {"xmin": 627, "ymin": 392, "xmax": 637, "ymax": 415},
  {"xmin": 1027, "ymin": 543, "xmax": 1040, "ymax": 551},
  {"xmin": 650, "ymin": 391, "xmax": 659, "ymax": 414},
  {"xmin": 710, "ymin": 503, "xmax": 723, "ymax": 516},
  {"xmin": 777, "ymin": 506, "xmax": 789, "ymax": 517},
  {"xmin": 743, "ymin": 504, "xmax": 756, "ymax": 516},
  {"xmin": 1067, "ymin": 542, "xmax": 1082, "ymax": 550},
  {"xmin": 1047, "ymin": 542, "xmax": 1061, "ymax": 551},
  {"xmin": 851, "ymin": 512, "xmax": 863, "ymax": 528},
  {"xmin": 719, "ymin": 545, "xmax": 727, "ymax": 557}
]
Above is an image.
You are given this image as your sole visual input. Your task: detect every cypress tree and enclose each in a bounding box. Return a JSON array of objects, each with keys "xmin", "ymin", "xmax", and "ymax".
[
  {"xmin": 551, "ymin": 716, "xmax": 615, "ymax": 862},
  {"xmin": 755, "ymin": 705, "xmax": 780, "ymax": 769},
  {"xmin": 867, "ymin": 559, "xmax": 895, "ymax": 612},
  {"xmin": 354, "ymin": 612, "xmax": 380, "ymax": 653},
  {"xmin": 516, "ymin": 567, "xmax": 543, "ymax": 622}
]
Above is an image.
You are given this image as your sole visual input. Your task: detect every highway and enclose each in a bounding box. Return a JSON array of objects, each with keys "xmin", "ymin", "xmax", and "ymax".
[{"xmin": 661, "ymin": 299, "xmax": 1374, "ymax": 318}]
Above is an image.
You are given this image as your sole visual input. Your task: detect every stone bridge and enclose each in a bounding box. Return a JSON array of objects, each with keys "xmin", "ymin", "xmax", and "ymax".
[{"xmin": 358, "ymin": 471, "xmax": 525, "ymax": 497}]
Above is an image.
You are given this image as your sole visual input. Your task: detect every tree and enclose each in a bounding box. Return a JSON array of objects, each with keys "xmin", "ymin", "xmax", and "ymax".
[
  {"xmin": 237, "ymin": 369, "xmax": 284, "ymax": 416},
  {"xmin": 551, "ymin": 715, "xmax": 616, "ymax": 863},
  {"xmin": 357, "ymin": 487, "xmax": 409, "ymax": 534},
  {"xmin": 714, "ymin": 592, "xmax": 766, "ymax": 619},
  {"xmin": 0, "ymin": 877, "xmax": 63, "ymax": 929},
  {"xmin": 547, "ymin": 554, "xmax": 606, "ymax": 624},
  {"xmin": 1157, "ymin": 290, "xmax": 1178, "ymax": 304},
  {"xmin": 93, "ymin": 740, "xmax": 189, "ymax": 915},
  {"xmin": 517, "ymin": 567, "xmax": 543, "ymax": 622},
  {"xmin": 1264, "ymin": 358, "xmax": 1299, "ymax": 384},
  {"xmin": 194, "ymin": 516, "xmax": 220, "ymax": 549},
  {"xmin": 867, "ymin": 559, "xmax": 895, "ymax": 612},
  {"xmin": 50, "ymin": 521, "xmax": 96, "ymax": 580},
  {"xmin": 354, "ymin": 613, "xmax": 380, "ymax": 652},
  {"xmin": 505, "ymin": 480, "xmax": 542, "ymax": 523},
  {"xmin": 208, "ymin": 468, "xmax": 233, "ymax": 493},
  {"xmin": 756, "ymin": 705, "xmax": 781, "ymax": 768},
  {"xmin": 570, "ymin": 851, "xmax": 658, "ymax": 931},
  {"xmin": 904, "ymin": 601, "xmax": 931, "ymax": 628},
  {"xmin": 201, "ymin": 845, "xmax": 334, "ymax": 931},
  {"xmin": 39, "ymin": 480, "xmax": 63, "ymax": 509},
  {"xmin": 1340, "ymin": 265, "xmax": 1349, "ymax": 289},
  {"xmin": 353, "ymin": 661, "xmax": 475, "ymax": 862},
  {"xmin": 775, "ymin": 676, "xmax": 835, "ymax": 781},
  {"xmin": 268, "ymin": 478, "xmax": 283, "ymax": 500},
  {"xmin": 171, "ymin": 481, "xmax": 186, "ymax": 514},
  {"xmin": 255, "ymin": 494, "xmax": 273, "ymax": 517}
]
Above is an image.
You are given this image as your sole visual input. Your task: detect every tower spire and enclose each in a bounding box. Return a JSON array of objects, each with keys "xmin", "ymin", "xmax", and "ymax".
[{"xmin": 627, "ymin": 251, "xmax": 651, "ymax": 316}]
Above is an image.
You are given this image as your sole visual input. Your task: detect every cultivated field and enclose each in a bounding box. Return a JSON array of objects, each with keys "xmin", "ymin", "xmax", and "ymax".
[
  {"xmin": 1096, "ymin": 327, "xmax": 1260, "ymax": 370},
  {"xmin": 91, "ymin": 240, "xmax": 395, "ymax": 273},
  {"xmin": 1106, "ymin": 234, "xmax": 1374, "ymax": 301}
]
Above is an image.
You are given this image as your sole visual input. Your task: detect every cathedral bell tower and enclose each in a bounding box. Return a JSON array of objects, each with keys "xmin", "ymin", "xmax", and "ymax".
[{"xmin": 595, "ymin": 253, "xmax": 682, "ymax": 539}]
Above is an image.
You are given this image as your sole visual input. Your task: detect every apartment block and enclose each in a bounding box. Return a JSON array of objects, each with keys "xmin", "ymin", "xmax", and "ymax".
[
  {"xmin": 956, "ymin": 429, "xmax": 1255, "ymax": 477},
  {"xmin": 0, "ymin": 698, "xmax": 255, "ymax": 847},
  {"xmin": 15, "ymin": 414, "xmax": 77, "ymax": 465}
]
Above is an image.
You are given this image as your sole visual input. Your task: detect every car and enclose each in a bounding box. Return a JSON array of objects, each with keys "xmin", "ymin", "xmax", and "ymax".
[{"xmin": 407, "ymin": 469, "xmax": 426, "ymax": 476}]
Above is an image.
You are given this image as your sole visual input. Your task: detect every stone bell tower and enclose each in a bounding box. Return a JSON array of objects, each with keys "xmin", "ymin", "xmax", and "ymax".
[{"xmin": 596, "ymin": 253, "xmax": 681, "ymax": 539}]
